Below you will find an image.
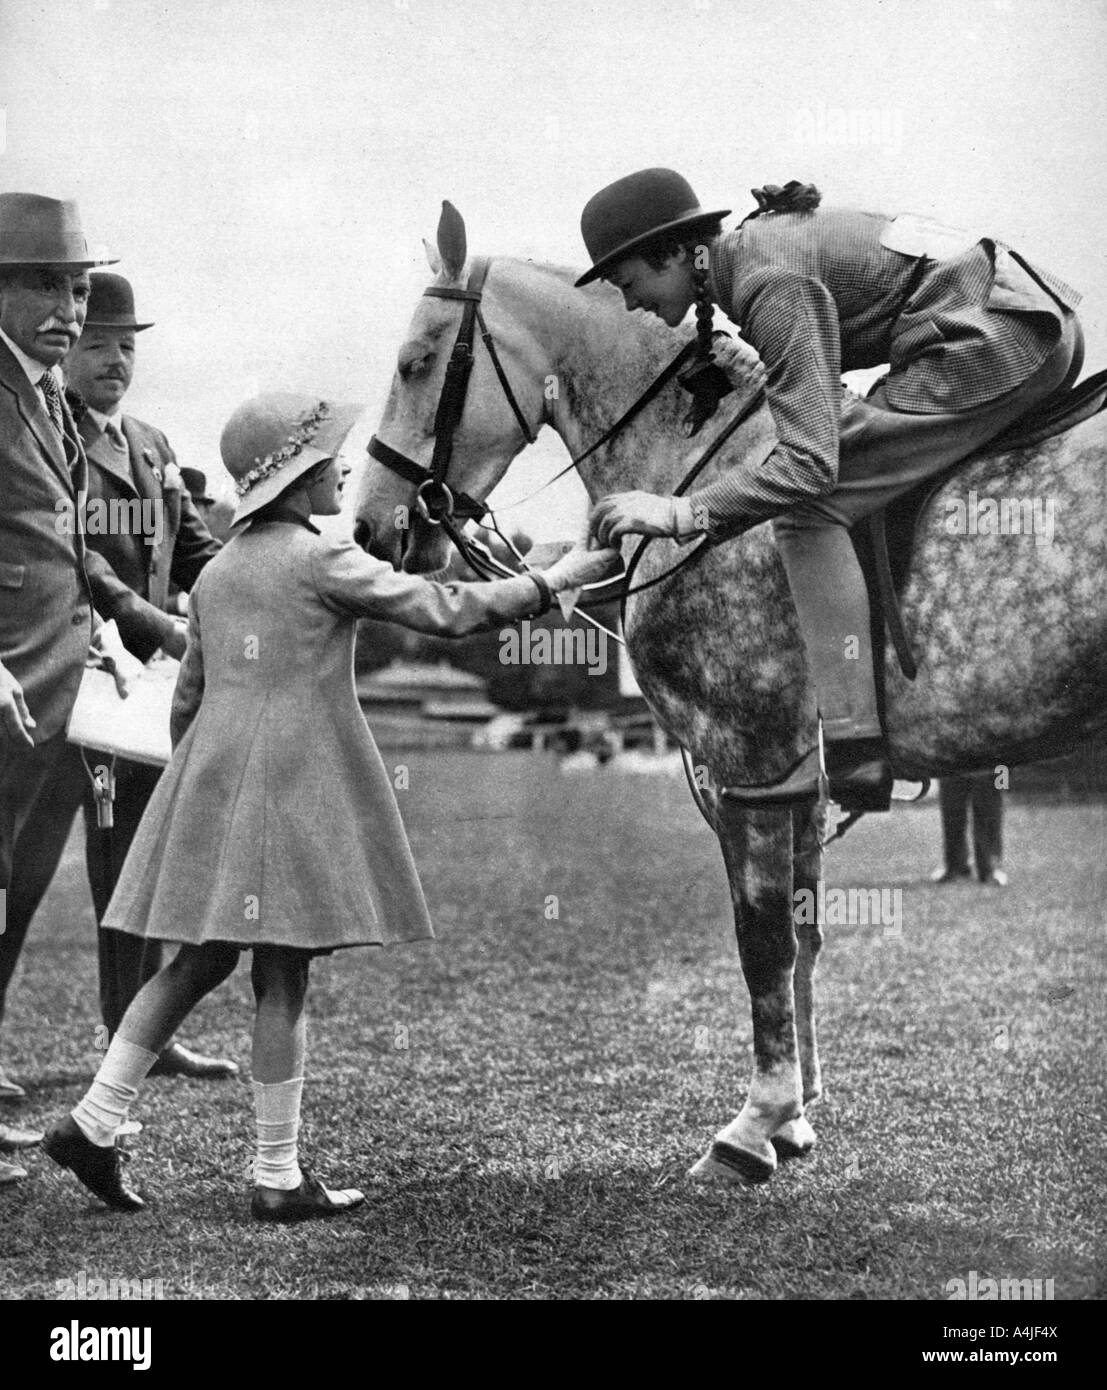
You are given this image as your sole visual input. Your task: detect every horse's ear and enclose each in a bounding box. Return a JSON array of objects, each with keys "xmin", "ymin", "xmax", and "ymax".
[
  {"xmin": 423, "ymin": 237, "xmax": 443, "ymax": 276},
  {"xmin": 436, "ymin": 200, "xmax": 467, "ymax": 280}
]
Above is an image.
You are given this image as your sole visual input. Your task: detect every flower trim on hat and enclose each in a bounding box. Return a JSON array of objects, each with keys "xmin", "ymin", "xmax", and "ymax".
[{"xmin": 235, "ymin": 400, "xmax": 331, "ymax": 497}]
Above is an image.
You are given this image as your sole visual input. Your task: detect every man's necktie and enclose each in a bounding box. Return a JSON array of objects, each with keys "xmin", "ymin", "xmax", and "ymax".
[
  {"xmin": 37, "ymin": 371, "xmax": 64, "ymax": 434},
  {"xmin": 104, "ymin": 419, "xmax": 127, "ymax": 451}
]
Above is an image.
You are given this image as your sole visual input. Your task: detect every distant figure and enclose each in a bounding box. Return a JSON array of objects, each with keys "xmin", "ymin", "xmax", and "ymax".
[{"xmin": 931, "ymin": 772, "xmax": 1007, "ymax": 886}]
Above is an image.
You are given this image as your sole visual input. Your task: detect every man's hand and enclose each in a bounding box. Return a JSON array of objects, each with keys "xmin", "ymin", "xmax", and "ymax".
[
  {"xmin": 0, "ymin": 661, "xmax": 36, "ymax": 748},
  {"xmin": 158, "ymin": 617, "xmax": 188, "ymax": 662},
  {"xmin": 588, "ymin": 491, "xmax": 680, "ymax": 547}
]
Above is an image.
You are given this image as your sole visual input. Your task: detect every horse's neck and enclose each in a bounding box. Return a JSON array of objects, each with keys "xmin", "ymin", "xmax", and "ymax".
[{"xmin": 498, "ymin": 262, "xmax": 696, "ymax": 500}]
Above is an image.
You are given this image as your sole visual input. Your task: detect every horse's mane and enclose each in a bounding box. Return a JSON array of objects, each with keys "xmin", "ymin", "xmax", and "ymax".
[{"xmin": 492, "ymin": 256, "xmax": 696, "ymax": 393}]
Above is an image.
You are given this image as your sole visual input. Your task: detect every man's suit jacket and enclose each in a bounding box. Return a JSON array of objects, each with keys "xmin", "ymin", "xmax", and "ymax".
[
  {"xmin": 0, "ymin": 338, "xmax": 97, "ymax": 742},
  {"xmin": 75, "ymin": 408, "xmax": 221, "ymax": 661}
]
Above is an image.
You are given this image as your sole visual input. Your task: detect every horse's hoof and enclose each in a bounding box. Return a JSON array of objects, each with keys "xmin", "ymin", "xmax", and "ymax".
[
  {"xmin": 770, "ymin": 1115, "xmax": 817, "ymax": 1160},
  {"xmin": 688, "ymin": 1141, "xmax": 775, "ymax": 1185}
]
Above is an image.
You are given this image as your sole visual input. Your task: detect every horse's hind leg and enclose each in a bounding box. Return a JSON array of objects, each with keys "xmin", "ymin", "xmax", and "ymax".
[
  {"xmin": 771, "ymin": 800, "xmax": 824, "ymax": 1160},
  {"xmin": 689, "ymin": 800, "xmax": 803, "ymax": 1184}
]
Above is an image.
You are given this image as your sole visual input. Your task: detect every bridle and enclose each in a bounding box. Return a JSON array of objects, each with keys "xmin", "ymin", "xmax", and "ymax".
[
  {"xmin": 367, "ymin": 257, "xmax": 535, "ymax": 539},
  {"xmin": 366, "ymin": 255, "xmax": 766, "ymax": 607}
]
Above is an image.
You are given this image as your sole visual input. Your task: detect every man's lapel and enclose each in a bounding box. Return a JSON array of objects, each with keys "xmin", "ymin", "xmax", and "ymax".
[
  {"xmin": 82, "ymin": 415, "xmax": 139, "ymax": 494},
  {"xmin": 121, "ymin": 417, "xmax": 164, "ymax": 507},
  {"xmin": 0, "ymin": 338, "xmax": 73, "ymax": 490}
]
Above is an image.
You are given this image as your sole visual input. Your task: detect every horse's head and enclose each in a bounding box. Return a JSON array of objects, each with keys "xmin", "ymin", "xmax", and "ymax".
[{"xmin": 355, "ymin": 202, "xmax": 551, "ymax": 572}]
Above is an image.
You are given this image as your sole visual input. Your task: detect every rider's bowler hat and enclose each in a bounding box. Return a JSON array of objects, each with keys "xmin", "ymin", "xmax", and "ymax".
[
  {"xmin": 0, "ymin": 193, "xmax": 117, "ymax": 269},
  {"xmin": 575, "ymin": 168, "xmax": 730, "ymax": 287}
]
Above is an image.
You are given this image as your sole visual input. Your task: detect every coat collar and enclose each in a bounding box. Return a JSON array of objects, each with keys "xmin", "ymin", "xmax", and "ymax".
[{"xmin": 243, "ymin": 503, "xmax": 321, "ymax": 535}]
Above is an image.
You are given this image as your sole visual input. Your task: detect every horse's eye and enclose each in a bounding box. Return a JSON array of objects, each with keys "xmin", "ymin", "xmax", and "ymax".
[{"xmin": 399, "ymin": 353, "xmax": 431, "ymax": 380}]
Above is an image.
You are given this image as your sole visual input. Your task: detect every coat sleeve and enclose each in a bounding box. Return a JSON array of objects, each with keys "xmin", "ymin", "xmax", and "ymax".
[
  {"xmin": 687, "ymin": 268, "xmax": 843, "ymax": 540},
  {"xmin": 169, "ymin": 588, "xmax": 205, "ymax": 748},
  {"xmin": 309, "ymin": 536, "xmax": 547, "ymax": 636},
  {"xmin": 84, "ymin": 546, "xmax": 182, "ymax": 661}
]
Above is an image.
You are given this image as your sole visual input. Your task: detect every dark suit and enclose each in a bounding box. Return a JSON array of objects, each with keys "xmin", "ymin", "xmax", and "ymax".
[
  {"xmin": 0, "ymin": 393, "xmax": 221, "ymax": 1033},
  {"xmin": 0, "ymin": 337, "xmax": 98, "ymax": 1033}
]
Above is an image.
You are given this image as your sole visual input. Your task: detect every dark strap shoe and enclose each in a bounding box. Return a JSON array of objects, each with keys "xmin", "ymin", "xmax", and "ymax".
[
  {"xmin": 251, "ymin": 1169, "xmax": 365, "ymax": 1224},
  {"xmin": 149, "ymin": 1042, "xmax": 239, "ymax": 1079},
  {"xmin": 42, "ymin": 1116, "xmax": 146, "ymax": 1212}
]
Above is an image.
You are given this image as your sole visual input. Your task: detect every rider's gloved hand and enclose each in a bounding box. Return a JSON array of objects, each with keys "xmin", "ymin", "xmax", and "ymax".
[
  {"xmin": 587, "ymin": 492, "xmax": 702, "ymax": 546},
  {"xmin": 710, "ymin": 337, "xmax": 768, "ymax": 397}
]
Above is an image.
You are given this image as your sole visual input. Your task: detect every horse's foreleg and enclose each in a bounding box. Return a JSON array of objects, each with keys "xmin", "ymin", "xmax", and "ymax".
[
  {"xmin": 690, "ymin": 800, "xmax": 802, "ymax": 1184},
  {"xmin": 770, "ymin": 800, "xmax": 825, "ymax": 1160}
]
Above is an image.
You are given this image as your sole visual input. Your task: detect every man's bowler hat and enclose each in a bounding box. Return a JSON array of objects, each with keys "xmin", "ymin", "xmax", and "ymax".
[
  {"xmin": 84, "ymin": 273, "xmax": 154, "ymax": 331},
  {"xmin": 575, "ymin": 168, "xmax": 729, "ymax": 287}
]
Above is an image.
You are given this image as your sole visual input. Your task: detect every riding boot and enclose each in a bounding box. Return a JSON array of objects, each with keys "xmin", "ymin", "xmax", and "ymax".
[{"xmin": 772, "ymin": 518, "xmax": 891, "ymax": 811}]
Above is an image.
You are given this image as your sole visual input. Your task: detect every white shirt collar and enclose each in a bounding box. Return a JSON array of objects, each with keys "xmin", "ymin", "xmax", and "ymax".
[
  {"xmin": 0, "ymin": 326, "xmax": 60, "ymax": 390},
  {"xmin": 86, "ymin": 405, "xmax": 125, "ymax": 432}
]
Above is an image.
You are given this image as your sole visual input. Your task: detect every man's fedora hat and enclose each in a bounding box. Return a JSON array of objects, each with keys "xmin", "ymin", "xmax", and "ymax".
[
  {"xmin": 222, "ymin": 391, "xmax": 364, "ymax": 524},
  {"xmin": 0, "ymin": 193, "xmax": 117, "ymax": 269},
  {"xmin": 84, "ymin": 272, "xmax": 154, "ymax": 332},
  {"xmin": 575, "ymin": 168, "xmax": 729, "ymax": 287}
]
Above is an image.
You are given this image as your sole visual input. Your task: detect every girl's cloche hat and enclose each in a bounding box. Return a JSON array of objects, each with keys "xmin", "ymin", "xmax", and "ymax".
[{"xmin": 221, "ymin": 392, "xmax": 363, "ymax": 524}]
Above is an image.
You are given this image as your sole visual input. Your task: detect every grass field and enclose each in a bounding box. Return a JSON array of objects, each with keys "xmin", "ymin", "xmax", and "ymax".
[{"xmin": 1, "ymin": 752, "xmax": 1104, "ymax": 1300}]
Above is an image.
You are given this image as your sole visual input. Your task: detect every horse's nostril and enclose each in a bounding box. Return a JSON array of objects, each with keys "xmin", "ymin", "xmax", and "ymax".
[{"xmin": 352, "ymin": 519, "xmax": 370, "ymax": 551}]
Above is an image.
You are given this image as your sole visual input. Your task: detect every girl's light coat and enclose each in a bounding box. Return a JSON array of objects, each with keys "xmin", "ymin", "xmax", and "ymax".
[{"xmin": 104, "ymin": 516, "xmax": 542, "ymax": 950}]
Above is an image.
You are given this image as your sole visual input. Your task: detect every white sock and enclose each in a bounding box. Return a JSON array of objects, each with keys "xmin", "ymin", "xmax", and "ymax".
[
  {"xmin": 72, "ymin": 1038, "xmax": 158, "ymax": 1147},
  {"xmin": 253, "ymin": 1077, "xmax": 304, "ymax": 1191}
]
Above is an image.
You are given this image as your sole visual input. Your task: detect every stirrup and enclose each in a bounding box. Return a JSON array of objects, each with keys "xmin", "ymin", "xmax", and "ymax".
[{"xmin": 720, "ymin": 746, "xmax": 825, "ymax": 807}]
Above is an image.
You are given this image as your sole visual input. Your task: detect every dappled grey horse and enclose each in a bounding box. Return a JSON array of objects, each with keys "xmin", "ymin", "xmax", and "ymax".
[{"xmin": 355, "ymin": 207, "xmax": 1107, "ymax": 1182}]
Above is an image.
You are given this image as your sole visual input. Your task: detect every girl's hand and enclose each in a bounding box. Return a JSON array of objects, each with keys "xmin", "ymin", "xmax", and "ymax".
[
  {"xmin": 588, "ymin": 491, "xmax": 677, "ymax": 546},
  {"xmin": 540, "ymin": 545, "xmax": 621, "ymax": 593}
]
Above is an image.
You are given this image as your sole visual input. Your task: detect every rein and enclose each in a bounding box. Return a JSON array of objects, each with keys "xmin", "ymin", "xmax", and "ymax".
[{"xmin": 367, "ymin": 256, "xmax": 765, "ymax": 612}]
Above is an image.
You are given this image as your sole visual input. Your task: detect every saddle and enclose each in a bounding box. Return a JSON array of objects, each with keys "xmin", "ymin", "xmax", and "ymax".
[{"xmin": 856, "ymin": 365, "xmax": 1107, "ymax": 684}]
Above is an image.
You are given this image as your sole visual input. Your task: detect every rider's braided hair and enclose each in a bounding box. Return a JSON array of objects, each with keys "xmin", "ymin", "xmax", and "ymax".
[{"xmin": 640, "ymin": 220, "xmax": 725, "ymax": 371}]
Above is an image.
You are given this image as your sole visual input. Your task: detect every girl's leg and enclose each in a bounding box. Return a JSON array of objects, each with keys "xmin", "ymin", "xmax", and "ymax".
[
  {"xmin": 249, "ymin": 946, "xmax": 363, "ymax": 1218},
  {"xmin": 250, "ymin": 946, "xmax": 309, "ymax": 1191},
  {"xmin": 72, "ymin": 942, "xmax": 240, "ymax": 1146}
]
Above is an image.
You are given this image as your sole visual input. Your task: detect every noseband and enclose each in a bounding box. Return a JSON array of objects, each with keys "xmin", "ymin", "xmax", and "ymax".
[{"xmin": 367, "ymin": 257, "xmax": 537, "ymax": 529}]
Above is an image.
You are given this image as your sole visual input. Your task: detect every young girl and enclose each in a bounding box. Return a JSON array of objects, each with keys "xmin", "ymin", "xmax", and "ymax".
[
  {"xmin": 575, "ymin": 168, "xmax": 1084, "ymax": 808},
  {"xmin": 44, "ymin": 391, "xmax": 604, "ymax": 1222}
]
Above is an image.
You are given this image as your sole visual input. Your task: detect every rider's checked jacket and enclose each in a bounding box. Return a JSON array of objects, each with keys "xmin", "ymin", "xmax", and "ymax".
[{"xmin": 687, "ymin": 205, "xmax": 1082, "ymax": 533}]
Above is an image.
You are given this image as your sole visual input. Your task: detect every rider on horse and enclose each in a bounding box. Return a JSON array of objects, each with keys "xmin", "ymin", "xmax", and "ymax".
[{"xmin": 576, "ymin": 168, "xmax": 1084, "ymax": 809}]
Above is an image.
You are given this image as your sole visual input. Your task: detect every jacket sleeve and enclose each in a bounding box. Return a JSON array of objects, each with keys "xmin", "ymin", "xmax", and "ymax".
[
  {"xmin": 169, "ymin": 589, "xmax": 204, "ymax": 748},
  {"xmin": 310, "ymin": 537, "xmax": 548, "ymax": 636},
  {"xmin": 687, "ymin": 268, "xmax": 843, "ymax": 540},
  {"xmin": 84, "ymin": 546, "xmax": 183, "ymax": 661}
]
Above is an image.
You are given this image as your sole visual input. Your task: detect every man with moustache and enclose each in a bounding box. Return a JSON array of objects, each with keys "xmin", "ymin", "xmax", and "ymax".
[
  {"xmin": 0, "ymin": 272, "xmax": 237, "ymax": 1109},
  {"xmin": 0, "ymin": 194, "xmax": 119, "ymax": 1183}
]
